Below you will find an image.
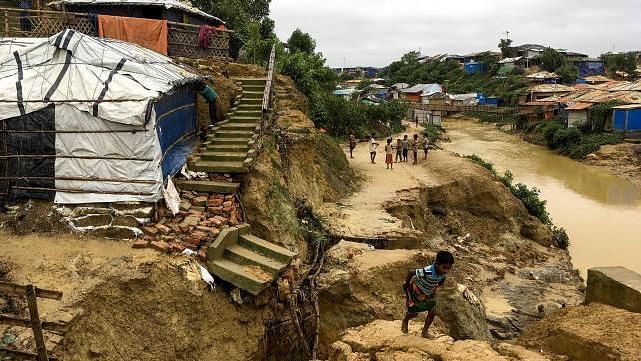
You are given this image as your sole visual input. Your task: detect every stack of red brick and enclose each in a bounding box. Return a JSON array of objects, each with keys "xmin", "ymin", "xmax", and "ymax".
[{"xmin": 132, "ymin": 190, "xmax": 242, "ymax": 261}]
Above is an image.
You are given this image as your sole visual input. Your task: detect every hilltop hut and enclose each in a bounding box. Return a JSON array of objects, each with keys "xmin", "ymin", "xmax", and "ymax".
[{"xmin": 0, "ymin": 30, "xmax": 202, "ymax": 203}]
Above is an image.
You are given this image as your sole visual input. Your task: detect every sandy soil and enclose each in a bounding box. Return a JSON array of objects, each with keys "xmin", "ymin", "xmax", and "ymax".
[
  {"xmin": 318, "ymin": 123, "xmax": 444, "ymax": 238},
  {"xmin": 583, "ymin": 142, "xmax": 641, "ymax": 186}
]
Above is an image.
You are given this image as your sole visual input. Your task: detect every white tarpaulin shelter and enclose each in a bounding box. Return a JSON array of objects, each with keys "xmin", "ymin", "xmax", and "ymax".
[{"xmin": 0, "ymin": 29, "xmax": 202, "ymax": 204}]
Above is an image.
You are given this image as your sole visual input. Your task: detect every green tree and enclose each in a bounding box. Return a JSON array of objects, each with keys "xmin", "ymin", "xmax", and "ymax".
[
  {"xmin": 286, "ymin": 28, "xmax": 316, "ymax": 55},
  {"xmin": 498, "ymin": 38, "xmax": 515, "ymax": 58},
  {"xmin": 540, "ymin": 48, "xmax": 566, "ymax": 72},
  {"xmin": 555, "ymin": 64, "xmax": 579, "ymax": 84}
]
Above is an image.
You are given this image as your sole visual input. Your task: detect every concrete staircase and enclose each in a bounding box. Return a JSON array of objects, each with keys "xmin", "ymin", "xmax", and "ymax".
[
  {"xmin": 190, "ymin": 78, "xmax": 267, "ymax": 176},
  {"xmin": 207, "ymin": 224, "xmax": 296, "ymax": 295}
]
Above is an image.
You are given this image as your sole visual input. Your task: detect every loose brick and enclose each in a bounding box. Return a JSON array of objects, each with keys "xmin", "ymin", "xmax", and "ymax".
[
  {"xmin": 196, "ymin": 226, "xmax": 211, "ymax": 233},
  {"xmin": 224, "ymin": 195, "xmax": 234, "ymax": 201},
  {"xmin": 193, "ymin": 196, "xmax": 208, "ymax": 206},
  {"xmin": 183, "ymin": 216, "xmax": 200, "ymax": 226},
  {"xmin": 197, "ymin": 250, "xmax": 207, "ymax": 262},
  {"xmin": 179, "ymin": 224, "xmax": 190, "ymax": 233},
  {"xmin": 132, "ymin": 240, "xmax": 149, "ymax": 249},
  {"xmin": 171, "ymin": 243, "xmax": 185, "ymax": 253},
  {"xmin": 192, "ymin": 206, "xmax": 206, "ymax": 212},
  {"xmin": 179, "ymin": 201, "xmax": 191, "ymax": 212},
  {"xmin": 154, "ymin": 224, "xmax": 171, "ymax": 235},
  {"xmin": 222, "ymin": 200, "xmax": 233, "ymax": 207},
  {"xmin": 150, "ymin": 241, "xmax": 170, "ymax": 253},
  {"xmin": 208, "ymin": 198, "xmax": 224, "ymax": 207},
  {"xmin": 143, "ymin": 226, "xmax": 159, "ymax": 236}
]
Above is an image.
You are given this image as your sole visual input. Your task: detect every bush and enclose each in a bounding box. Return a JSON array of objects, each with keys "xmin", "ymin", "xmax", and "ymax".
[
  {"xmin": 552, "ymin": 226, "xmax": 570, "ymax": 250},
  {"xmin": 551, "ymin": 127, "xmax": 582, "ymax": 150},
  {"xmin": 422, "ymin": 124, "xmax": 441, "ymax": 143},
  {"xmin": 463, "ymin": 154, "xmax": 496, "ymax": 173}
]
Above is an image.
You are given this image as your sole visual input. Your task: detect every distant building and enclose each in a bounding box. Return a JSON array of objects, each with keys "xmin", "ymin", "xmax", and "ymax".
[
  {"xmin": 49, "ymin": 0, "xmax": 225, "ymax": 26},
  {"xmin": 464, "ymin": 61, "xmax": 486, "ymax": 74},
  {"xmin": 388, "ymin": 83, "xmax": 409, "ymax": 100},
  {"xmin": 401, "ymin": 84, "xmax": 443, "ymax": 103},
  {"xmin": 526, "ymin": 71, "xmax": 561, "ymax": 84},
  {"xmin": 565, "ymin": 102, "xmax": 592, "ymax": 127},
  {"xmin": 575, "ymin": 59, "xmax": 606, "ymax": 77},
  {"xmin": 526, "ymin": 84, "xmax": 575, "ymax": 102}
]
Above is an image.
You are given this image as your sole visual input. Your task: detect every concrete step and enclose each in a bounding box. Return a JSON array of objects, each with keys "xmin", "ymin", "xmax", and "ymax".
[
  {"xmin": 200, "ymin": 151, "xmax": 248, "ymax": 162},
  {"xmin": 239, "ymin": 98, "xmax": 262, "ymax": 105},
  {"xmin": 234, "ymin": 109, "xmax": 263, "ymax": 116},
  {"xmin": 242, "ymin": 84, "xmax": 266, "ymax": 92},
  {"xmin": 209, "ymin": 259, "xmax": 271, "ymax": 295},
  {"xmin": 242, "ymin": 91, "xmax": 264, "ymax": 100},
  {"xmin": 174, "ymin": 180, "xmax": 240, "ymax": 194},
  {"xmin": 216, "ymin": 123, "xmax": 260, "ymax": 131},
  {"xmin": 233, "ymin": 78, "xmax": 268, "ymax": 86},
  {"xmin": 224, "ymin": 244, "xmax": 287, "ymax": 275},
  {"xmin": 192, "ymin": 161, "xmax": 246, "ymax": 173},
  {"xmin": 228, "ymin": 116, "xmax": 262, "ymax": 124},
  {"xmin": 238, "ymin": 234, "xmax": 296, "ymax": 264},
  {"xmin": 205, "ymin": 143, "xmax": 249, "ymax": 152},
  {"xmin": 214, "ymin": 130, "xmax": 255, "ymax": 139},
  {"xmin": 238, "ymin": 104, "xmax": 263, "ymax": 110},
  {"xmin": 208, "ymin": 138, "xmax": 252, "ymax": 147}
]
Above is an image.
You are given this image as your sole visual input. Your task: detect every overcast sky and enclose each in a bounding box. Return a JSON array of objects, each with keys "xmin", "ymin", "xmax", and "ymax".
[{"xmin": 270, "ymin": 0, "xmax": 641, "ymax": 68}]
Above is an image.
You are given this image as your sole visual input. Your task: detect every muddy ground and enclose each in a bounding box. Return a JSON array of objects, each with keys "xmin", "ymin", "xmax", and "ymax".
[{"xmin": 583, "ymin": 142, "xmax": 641, "ymax": 186}]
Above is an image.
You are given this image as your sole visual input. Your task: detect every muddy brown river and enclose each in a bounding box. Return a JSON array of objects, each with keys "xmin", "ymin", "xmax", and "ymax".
[{"xmin": 441, "ymin": 119, "xmax": 641, "ymax": 278}]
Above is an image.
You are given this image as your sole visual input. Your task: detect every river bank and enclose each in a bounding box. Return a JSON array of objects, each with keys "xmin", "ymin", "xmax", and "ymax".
[
  {"xmin": 317, "ymin": 123, "xmax": 582, "ymax": 354},
  {"xmin": 440, "ymin": 118, "xmax": 641, "ymax": 277}
]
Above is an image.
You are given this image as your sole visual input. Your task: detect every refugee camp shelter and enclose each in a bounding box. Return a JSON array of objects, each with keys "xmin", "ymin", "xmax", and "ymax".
[
  {"xmin": 0, "ymin": 30, "xmax": 202, "ymax": 203},
  {"xmin": 612, "ymin": 105, "xmax": 641, "ymax": 135},
  {"xmin": 566, "ymin": 102, "xmax": 592, "ymax": 127},
  {"xmin": 48, "ymin": 0, "xmax": 225, "ymax": 26},
  {"xmin": 402, "ymin": 84, "xmax": 443, "ymax": 103},
  {"xmin": 464, "ymin": 61, "xmax": 486, "ymax": 74}
]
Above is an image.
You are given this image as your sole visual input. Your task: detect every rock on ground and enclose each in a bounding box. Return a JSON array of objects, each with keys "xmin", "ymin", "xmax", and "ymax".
[
  {"xmin": 329, "ymin": 320, "xmax": 553, "ymax": 361},
  {"xmin": 519, "ymin": 303, "xmax": 641, "ymax": 361}
]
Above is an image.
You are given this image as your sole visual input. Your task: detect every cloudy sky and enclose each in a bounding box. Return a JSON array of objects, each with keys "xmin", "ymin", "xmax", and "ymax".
[{"xmin": 270, "ymin": 0, "xmax": 641, "ymax": 68}]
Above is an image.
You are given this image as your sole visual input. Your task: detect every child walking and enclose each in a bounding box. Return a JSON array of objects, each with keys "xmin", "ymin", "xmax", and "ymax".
[
  {"xmin": 395, "ymin": 139, "xmax": 403, "ymax": 163},
  {"xmin": 401, "ymin": 251, "xmax": 455, "ymax": 338},
  {"xmin": 385, "ymin": 138, "xmax": 394, "ymax": 169},
  {"xmin": 369, "ymin": 134, "xmax": 379, "ymax": 164}
]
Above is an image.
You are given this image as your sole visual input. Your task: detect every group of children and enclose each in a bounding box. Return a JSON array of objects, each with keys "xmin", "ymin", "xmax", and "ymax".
[{"xmin": 358, "ymin": 134, "xmax": 429, "ymax": 169}]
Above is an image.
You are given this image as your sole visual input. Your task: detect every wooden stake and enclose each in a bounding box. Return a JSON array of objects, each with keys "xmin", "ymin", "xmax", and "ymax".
[{"xmin": 26, "ymin": 285, "xmax": 48, "ymax": 361}]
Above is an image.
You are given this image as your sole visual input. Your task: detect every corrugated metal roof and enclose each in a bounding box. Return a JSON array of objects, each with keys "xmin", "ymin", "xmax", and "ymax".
[
  {"xmin": 612, "ymin": 104, "xmax": 641, "ymax": 110},
  {"xmin": 593, "ymin": 81, "xmax": 629, "ymax": 90},
  {"xmin": 498, "ymin": 56, "xmax": 523, "ymax": 64},
  {"xmin": 529, "ymin": 84, "xmax": 575, "ymax": 93},
  {"xmin": 608, "ymin": 81, "xmax": 641, "ymax": 92},
  {"xmin": 526, "ymin": 71, "xmax": 559, "ymax": 80},
  {"xmin": 565, "ymin": 102, "xmax": 593, "ymax": 110},
  {"xmin": 402, "ymin": 84, "xmax": 443, "ymax": 95},
  {"xmin": 583, "ymin": 75, "xmax": 612, "ymax": 83},
  {"xmin": 48, "ymin": 0, "xmax": 224, "ymax": 22}
]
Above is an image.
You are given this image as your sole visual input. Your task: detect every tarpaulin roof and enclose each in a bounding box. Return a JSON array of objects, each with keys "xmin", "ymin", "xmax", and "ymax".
[
  {"xmin": 529, "ymin": 84, "xmax": 575, "ymax": 93},
  {"xmin": 48, "ymin": 0, "xmax": 225, "ymax": 23},
  {"xmin": 402, "ymin": 83, "xmax": 442, "ymax": 95},
  {"xmin": 0, "ymin": 29, "xmax": 201, "ymax": 125}
]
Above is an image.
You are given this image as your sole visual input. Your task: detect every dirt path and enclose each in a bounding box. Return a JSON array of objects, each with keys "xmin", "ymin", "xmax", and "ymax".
[{"xmin": 319, "ymin": 124, "xmax": 444, "ymax": 238}]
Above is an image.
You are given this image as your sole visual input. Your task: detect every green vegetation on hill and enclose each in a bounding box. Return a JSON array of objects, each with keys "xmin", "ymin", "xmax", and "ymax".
[
  {"xmin": 277, "ymin": 29, "xmax": 408, "ymax": 138},
  {"xmin": 380, "ymin": 51, "xmax": 529, "ymax": 105}
]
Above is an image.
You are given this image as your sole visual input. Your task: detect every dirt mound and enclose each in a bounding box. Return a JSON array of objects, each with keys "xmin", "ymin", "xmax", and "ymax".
[
  {"xmin": 317, "ymin": 241, "xmax": 494, "ymax": 357},
  {"xmin": 330, "ymin": 320, "xmax": 554, "ymax": 361},
  {"xmin": 583, "ymin": 143, "xmax": 641, "ymax": 185},
  {"xmin": 0, "ymin": 233, "xmax": 269, "ymax": 360},
  {"xmin": 274, "ymin": 74, "xmax": 308, "ymax": 113},
  {"xmin": 385, "ymin": 155, "xmax": 552, "ymax": 247},
  {"xmin": 519, "ymin": 303, "xmax": 641, "ymax": 361},
  {"xmin": 227, "ymin": 63, "xmax": 268, "ymax": 78},
  {"xmin": 275, "ymin": 109, "xmax": 315, "ymax": 130}
]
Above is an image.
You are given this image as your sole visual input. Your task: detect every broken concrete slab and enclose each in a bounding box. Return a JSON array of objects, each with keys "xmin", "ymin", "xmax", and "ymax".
[{"xmin": 585, "ymin": 266, "xmax": 641, "ymax": 313}]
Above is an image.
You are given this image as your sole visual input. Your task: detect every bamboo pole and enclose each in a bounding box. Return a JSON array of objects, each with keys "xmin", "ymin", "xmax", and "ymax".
[
  {"xmin": 11, "ymin": 186, "xmax": 156, "ymax": 196},
  {"xmin": 26, "ymin": 286, "xmax": 48, "ymax": 361},
  {"xmin": 0, "ymin": 176, "xmax": 157, "ymax": 184},
  {"xmin": 0, "ymin": 314, "xmax": 67, "ymax": 333},
  {"xmin": 0, "ymin": 282, "xmax": 62, "ymax": 300}
]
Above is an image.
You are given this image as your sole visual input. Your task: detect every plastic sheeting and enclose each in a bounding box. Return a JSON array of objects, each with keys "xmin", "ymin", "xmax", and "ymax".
[
  {"xmin": 54, "ymin": 104, "xmax": 163, "ymax": 204},
  {"xmin": 0, "ymin": 29, "xmax": 201, "ymax": 125}
]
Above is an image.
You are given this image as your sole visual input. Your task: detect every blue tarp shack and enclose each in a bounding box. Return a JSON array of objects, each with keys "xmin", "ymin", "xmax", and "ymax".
[
  {"xmin": 575, "ymin": 59, "xmax": 605, "ymax": 78},
  {"xmin": 464, "ymin": 61, "xmax": 486, "ymax": 74},
  {"xmin": 612, "ymin": 104, "xmax": 641, "ymax": 134}
]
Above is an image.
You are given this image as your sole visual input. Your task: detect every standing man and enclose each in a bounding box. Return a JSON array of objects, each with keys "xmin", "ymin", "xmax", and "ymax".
[
  {"xmin": 369, "ymin": 134, "xmax": 379, "ymax": 164},
  {"xmin": 349, "ymin": 133, "xmax": 357, "ymax": 159},
  {"xmin": 415, "ymin": 114, "xmax": 419, "ymax": 128},
  {"xmin": 402, "ymin": 135, "xmax": 409, "ymax": 163}
]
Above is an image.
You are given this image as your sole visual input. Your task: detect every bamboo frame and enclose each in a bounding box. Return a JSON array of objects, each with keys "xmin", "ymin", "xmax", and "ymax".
[
  {"xmin": 0, "ymin": 176, "xmax": 157, "ymax": 184},
  {"xmin": 11, "ymin": 186, "xmax": 156, "ymax": 196}
]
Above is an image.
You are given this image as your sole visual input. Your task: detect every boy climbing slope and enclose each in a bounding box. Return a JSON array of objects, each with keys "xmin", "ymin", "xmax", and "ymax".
[{"xmin": 401, "ymin": 250, "xmax": 455, "ymax": 338}]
